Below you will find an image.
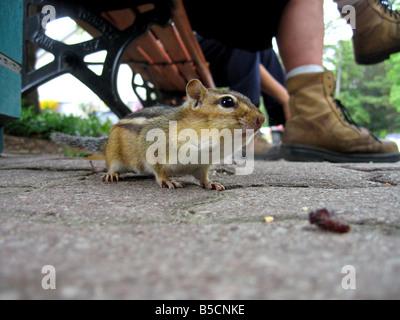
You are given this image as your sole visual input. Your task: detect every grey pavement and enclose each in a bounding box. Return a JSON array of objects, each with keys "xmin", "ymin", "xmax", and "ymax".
[{"xmin": 0, "ymin": 153, "xmax": 399, "ymax": 299}]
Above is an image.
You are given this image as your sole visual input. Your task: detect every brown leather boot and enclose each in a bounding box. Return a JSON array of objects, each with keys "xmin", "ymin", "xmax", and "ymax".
[
  {"xmin": 345, "ymin": 0, "xmax": 400, "ymax": 64},
  {"xmin": 281, "ymin": 71, "xmax": 400, "ymax": 162},
  {"xmin": 252, "ymin": 131, "xmax": 273, "ymax": 159}
]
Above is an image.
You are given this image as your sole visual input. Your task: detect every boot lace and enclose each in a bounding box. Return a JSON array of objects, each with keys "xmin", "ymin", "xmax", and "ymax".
[
  {"xmin": 333, "ymin": 99, "xmax": 361, "ymax": 130},
  {"xmin": 377, "ymin": 0, "xmax": 400, "ymax": 19},
  {"xmin": 333, "ymin": 98, "xmax": 381, "ymax": 142}
]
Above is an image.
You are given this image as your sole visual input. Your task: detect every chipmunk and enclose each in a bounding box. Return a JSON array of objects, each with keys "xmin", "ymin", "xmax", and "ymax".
[{"xmin": 51, "ymin": 79, "xmax": 265, "ymax": 190}]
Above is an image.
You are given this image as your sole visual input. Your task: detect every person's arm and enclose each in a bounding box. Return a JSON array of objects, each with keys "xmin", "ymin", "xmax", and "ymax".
[{"xmin": 259, "ymin": 64, "xmax": 291, "ymax": 120}]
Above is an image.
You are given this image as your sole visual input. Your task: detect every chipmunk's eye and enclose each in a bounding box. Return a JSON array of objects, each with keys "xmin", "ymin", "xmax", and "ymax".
[{"xmin": 220, "ymin": 96, "xmax": 236, "ymax": 108}]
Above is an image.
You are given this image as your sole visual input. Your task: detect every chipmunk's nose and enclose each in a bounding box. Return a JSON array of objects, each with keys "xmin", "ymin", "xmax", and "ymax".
[{"xmin": 255, "ymin": 114, "xmax": 266, "ymax": 130}]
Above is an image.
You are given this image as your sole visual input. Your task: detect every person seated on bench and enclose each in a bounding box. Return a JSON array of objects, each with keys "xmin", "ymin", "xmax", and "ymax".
[
  {"xmin": 196, "ymin": 36, "xmax": 289, "ymax": 127},
  {"xmin": 196, "ymin": 36, "xmax": 289, "ymax": 159},
  {"xmin": 183, "ymin": 0, "xmax": 400, "ymax": 162}
]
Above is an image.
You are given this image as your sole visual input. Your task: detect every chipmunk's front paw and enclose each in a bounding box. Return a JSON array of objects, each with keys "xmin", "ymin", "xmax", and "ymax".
[
  {"xmin": 158, "ymin": 179, "xmax": 183, "ymax": 189},
  {"xmin": 102, "ymin": 173, "xmax": 120, "ymax": 183},
  {"xmin": 201, "ymin": 181, "xmax": 225, "ymax": 191}
]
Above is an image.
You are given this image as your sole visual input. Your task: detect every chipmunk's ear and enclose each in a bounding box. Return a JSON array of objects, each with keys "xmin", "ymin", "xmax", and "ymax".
[{"xmin": 186, "ymin": 79, "xmax": 208, "ymax": 108}]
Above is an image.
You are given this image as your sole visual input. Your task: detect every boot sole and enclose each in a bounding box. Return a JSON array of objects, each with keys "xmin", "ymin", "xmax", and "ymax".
[
  {"xmin": 281, "ymin": 144, "xmax": 400, "ymax": 163},
  {"xmin": 355, "ymin": 44, "xmax": 400, "ymax": 65}
]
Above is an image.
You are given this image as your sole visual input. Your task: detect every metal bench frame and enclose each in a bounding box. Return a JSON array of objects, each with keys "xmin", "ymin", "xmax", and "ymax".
[{"xmin": 22, "ymin": 0, "xmax": 215, "ymax": 118}]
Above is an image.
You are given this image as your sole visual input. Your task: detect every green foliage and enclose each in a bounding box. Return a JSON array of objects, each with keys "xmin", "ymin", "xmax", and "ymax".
[
  {"xmin": 324, "ymin": 40, "xmax": 400, "ymax": 137},
  {"xmin": 387, "ymin": 52, "xmax": 400, "ymax": 112},
  {"xmin": 4, "ymin": 106, "xmax": 112, "ymax": 140}
]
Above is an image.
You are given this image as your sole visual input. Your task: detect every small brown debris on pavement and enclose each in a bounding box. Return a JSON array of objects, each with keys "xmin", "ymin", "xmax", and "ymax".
[{"xmin": 309, "ymin": 208, "xmax": 351, "ymax": 233}]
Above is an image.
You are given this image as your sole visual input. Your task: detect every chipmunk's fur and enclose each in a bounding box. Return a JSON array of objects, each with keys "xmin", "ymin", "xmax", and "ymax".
[
  {"xmin": 51, "ymin": 79, "xmax": 265, "ymax": 190},
  {"xmin": 50, "ymin": 133, "xmax": 108, "ymax": 153}
]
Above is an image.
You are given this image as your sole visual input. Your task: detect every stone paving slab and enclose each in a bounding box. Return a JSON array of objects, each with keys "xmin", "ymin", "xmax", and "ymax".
[{"xmin": 0, "ymin": 154, "xmax": 399, "ymax": 299}]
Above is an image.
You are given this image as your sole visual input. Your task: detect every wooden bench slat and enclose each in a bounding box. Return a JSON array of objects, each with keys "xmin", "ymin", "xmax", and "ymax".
[
  {"xmin": 103, "ymin": 9, "xmax": 185, "ymax": 92},
  {"xmin": 134, "ymin": 33, "xmax": 187, "ymax": 91},
  {"xmin": 127, "ymin": 43, "xmax": 178, "ymax": 92},
  {"xmin": 76, "ymin": 1, "xmax": 215, "ymax": 106},
  {"xmin": 102, "ymin": 9, "xmax": 135, "ymax": 31},
  {"xmin": 172, "ymin": 0, "xmax": 215, "ymax": 89}
]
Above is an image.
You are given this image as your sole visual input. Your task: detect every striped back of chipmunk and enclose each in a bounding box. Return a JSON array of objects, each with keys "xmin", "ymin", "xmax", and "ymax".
[{"xmin": 112, "ymin": 106, "xmax": 177, "ymax": 134}]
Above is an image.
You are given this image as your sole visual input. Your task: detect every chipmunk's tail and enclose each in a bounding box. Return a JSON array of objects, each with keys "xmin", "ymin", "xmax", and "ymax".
[{"xmin": 50, "ymin": 132, "xmax": 108, "ymax": 154}]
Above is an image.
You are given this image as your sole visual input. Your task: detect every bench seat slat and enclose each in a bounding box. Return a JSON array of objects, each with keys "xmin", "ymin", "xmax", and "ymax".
[
  {"xmin": 78, "ymin": 1, "xmax": 215, "ymax": 105},
  {"xmin": 133, "ymin": 33, "xmax": 187, "ymax": 91},
  {"xmin": 151, "ymin": 24, "xmax": 200, "ymax": 82}
]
